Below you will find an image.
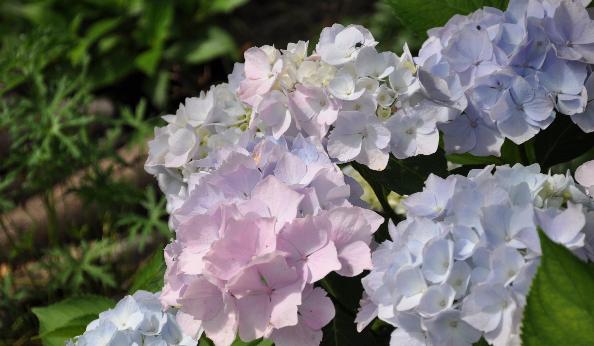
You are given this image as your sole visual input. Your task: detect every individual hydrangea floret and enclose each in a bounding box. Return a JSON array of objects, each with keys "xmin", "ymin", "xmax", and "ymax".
[
  {"xmin": 68, "ymin": 290, "xmax": 197, "ymax": 346},
  {"xmin": 416, "ymin": 0, "xmax": 594, "ymax": 156},
  {"xmin": 576, "ymin": 159, "xmax": 594, "ymax": 196},
  {"xmin": 161, "ymin": 135, "xmax": 383, "ymax": 346},
  {"xmin": 357, "ymin": 163, "xmax": 594, "ymax": 346}
]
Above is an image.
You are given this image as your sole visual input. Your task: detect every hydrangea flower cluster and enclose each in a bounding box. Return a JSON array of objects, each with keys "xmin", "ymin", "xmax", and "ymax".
[
  {"xmin": 417, "ymin": 0, "xmax": 594, "ymax": 156},
  {"xmin": 240, "ymin": 23, "xmax": 455, "ymax": 170},
  {"xmin": 144, "ymin": 79, "xmax": 252, "ymax": 215},
  {"xmin": 145, "ymin": 23, "xmax": 457, "ymax": 215},
  {"xmin": 68, "ymin": 290, "xmax": 197, "ymax": 346},
  {"xmin": 357, "ymin": 164, "xmax": 594, "ymax": 346},
  {"xmin": 160, "ymin": 134, "xmax": 383, "ymax": 346}
]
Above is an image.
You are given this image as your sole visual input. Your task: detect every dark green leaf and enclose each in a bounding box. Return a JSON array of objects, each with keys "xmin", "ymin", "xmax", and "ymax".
[
  {"xmin": 521, "ymin": 231, "xmax": 594, "ymax": 345},
  {"xmin": 474, "ymin": 337, "xmax": 490, "ymax": 346},
  {"xmin": 321, "ymin": 273, "xmax": 365, "ymax": 313},
  {"xmin": 129, "ymin": 247, "xmax": 165, "ymax": 293},
  {"xmin": 369, "ymin": 319, "xmax": 394, "ymax": 339},
  {"xmin": 549, "ymin": 146, "xmax": 594, "ymax": 175},
  {"xmin": 321, "ymin": 303, "xmax": 377, "ymax": 346},
  {"xmin": 231, "ymin": 338, "xmax": 273, "ymax": 346},
  {"xmin": 354, "ymin": 150, "xmax": 447, "ymax": 196},
  {"xmin": 447, "ymin": 153, "xmax": 502, "ymax": 166},
  {"xmin": 533, "ymin": 116, "xmax": 594, "ymax": 171},
  {"xmin": 499, "ymin": 139, "xmax": 524, "ymax": 165}
]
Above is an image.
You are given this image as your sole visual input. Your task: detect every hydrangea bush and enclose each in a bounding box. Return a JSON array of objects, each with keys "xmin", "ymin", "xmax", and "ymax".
[{"xmin": 64, "ymin": 0, "xmax": 594, "ymax": 345}]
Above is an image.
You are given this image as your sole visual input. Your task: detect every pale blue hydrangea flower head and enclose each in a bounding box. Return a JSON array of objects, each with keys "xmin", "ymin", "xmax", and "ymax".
[
  {"xmin": 359, "ymin": 164, "xmax": 594, "ymax": 346},
  {"xmin": 68, "ymin": 291, "xmax": 198, "ymax": 346}
]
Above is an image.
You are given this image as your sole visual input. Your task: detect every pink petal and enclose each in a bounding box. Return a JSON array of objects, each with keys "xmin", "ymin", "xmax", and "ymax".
[
  {"xmin": 243, "ymin": 47, "xmax": 271, "ymax": 79},
  {"xmin": 270, "ymin": 321, "xmax": 323, "ymax": 346},
  {"xmin": 175, "ymin": 311, "xmax": 204, "ymax": 340},
  {"xmin": 299, "ymin": 285, "xmax": 335, "ymax": 330},
  {"xmin": 202, "ymin": 294, "xmax": 238, "ymax": 346},
  {"xmin": 251, "ymin": 176, "xmax": 304, "ymax": 227},
  {"xmin": 236, "ymin": 294, "xmax": 272, "ymax": 341},
  {"xmin": 179, "ymin": 276, "xmax": 224, "ymax": 321},
  {"xmin": 270, "ymin": 282, "xmax": 302, "ymax": 329},
  {"xmin": 336, "ymin": 240, "xmax": 372, "ymax": 277},
  {"xmin": 277, "ymin": 216, "xmax": 328, "ymax": 260},
  {"xmin": 305, "ymin": 242, "xmax": 342, "ymax": 283},
  {"xmin": 204, "ymin": 217, "xmax": 276, "ymax": 280}
]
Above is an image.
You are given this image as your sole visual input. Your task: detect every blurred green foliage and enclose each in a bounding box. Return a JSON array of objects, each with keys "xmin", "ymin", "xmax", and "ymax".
[{"xmin": 0, "ymin": 0, "xmax": 252, "ymax": 344}]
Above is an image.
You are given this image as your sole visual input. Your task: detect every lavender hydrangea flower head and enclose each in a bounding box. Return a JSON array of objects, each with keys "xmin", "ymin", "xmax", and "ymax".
[{"xmin": 416, "ymin": 0, "xmax": 594, "ymax": 155}]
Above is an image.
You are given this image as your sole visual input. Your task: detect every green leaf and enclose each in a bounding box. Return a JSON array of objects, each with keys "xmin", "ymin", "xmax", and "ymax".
[
  {"xmin": 321, "ymin": 304, "xmax": 377, "ymax": 346},
  {"xmin": 231, "ymin": 338, "xmax": 273, "ymax": 346},
  {"xmin": 353, "ymin": 150, "xmax": 447, "ymax": 196},
  {"xmin": 321, "ymin": 272, "xmax": 365, "ymax": 313},
  {"xmin": 37, "ymin": 314, "xmax": 97, "ymax": 338},
  {"xmin": 447, "ymin": 153, "xmax": 502, "ymax": 165},
  {"xmin": 210, "ymin": 0, "xmax": 250, "ymax": 13},
  {"xmin": 549, "ymin": 146, "xmax": 594, "ymax": 175},
  {"xmin": 135, "ymin": 44, "xmax": 164, "ymax": 76},
  {"xmin": 521, "ymin": 231, "xmax": 594, "ymax": 345},
  {"xmin": 534, "ymin": 116, "xmax": 594, "ymax": 171},
  {"xmin": 384, "ymin": 0, "xmax": 508, "ymax": 48},
  {"xmin": 499, "ymin": 139, "xmax": 524, "ymax": 165},
  {"xmin": 129, "ymin": 247, "xmax": 165, "ymax": 293},
  {"xmin": 184, "ymin": 27, "xmax": 238, "ymax": 64},
  {"xmin": 32, "ymin": 295, "xmax": 114, "ymax": 346},
  {"xmin": 320, "ymin": 273, "xmax": 385, "ymax": 345},
  {"xmin": 474, "ymin": 338, "xmax": 490, "ymax": 346}
]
